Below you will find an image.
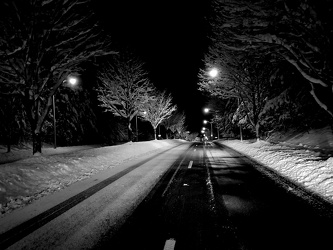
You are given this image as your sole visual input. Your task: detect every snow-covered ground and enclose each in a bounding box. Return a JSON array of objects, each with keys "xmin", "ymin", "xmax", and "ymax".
[
  {"xmin": 0, "ymin": 137, "xmax": 332, "ymax": 218},
  {"xmin": 0, "ymin": 140, "xmax": 185, "ymax": 216},
  {"xmin": 219, "ymin": 140, "xmax": 333, "ymax": 204}
]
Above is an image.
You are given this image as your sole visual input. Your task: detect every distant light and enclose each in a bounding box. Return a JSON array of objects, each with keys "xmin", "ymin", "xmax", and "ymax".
[
  {"xmin": 68, "ymin": 76, "xmax": 78, "ymax": 86},
  {"xmin": 203, "ymin": 120, "xmax": 208, "ymax": 124},
  {"xmin": 209, "ymin": 68, "xmax": 218, "ymax": 78},
  {"xmin": 204, "ymin": 108, "xmax": 209, "ymax": 113}
]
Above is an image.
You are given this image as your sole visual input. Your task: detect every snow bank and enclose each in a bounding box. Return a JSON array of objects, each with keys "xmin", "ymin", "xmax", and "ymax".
[
  {"xmin": 220, "ymin": 140, "xmax": 333, "ymax": 202},
  {"xmin": 0, "ymin": 139, "xmax": 185, "ymax": 216}
]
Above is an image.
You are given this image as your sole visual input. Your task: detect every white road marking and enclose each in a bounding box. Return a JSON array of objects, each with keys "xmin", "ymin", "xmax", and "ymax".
[
  {"xmin": 163, "ymin": 239, "xmax": 176, "ymax": 250},
  {"xmin": 161, "ymin": 155, "xmax": 187, "ymax": 197},
  {"xmin": 188, "ymin": 160, "xmax": 193, "ymax": 169}
]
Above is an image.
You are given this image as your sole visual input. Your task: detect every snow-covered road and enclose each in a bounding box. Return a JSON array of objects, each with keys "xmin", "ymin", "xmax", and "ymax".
[
  {"xmin": 0, "ymin": 142, "xmax": 191, "ymax": 249},
  {"xmin": 1, "ymin": 139, "xmax": 333, "ymax": 219}
]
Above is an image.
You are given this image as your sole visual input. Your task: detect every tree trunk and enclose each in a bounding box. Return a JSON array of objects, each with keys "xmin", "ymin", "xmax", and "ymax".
[
  {"xmin": 32, "ymin": 130, "xmax": 42, "ymax": 155},
  {"xmin": 6, "ymin": 135, "xmax": 11, "ymax": 153},
  {"xmin": 154, "ymin": 128, "xmax": 157, "ymax": 140},
  {"xmin": 255, "ymin": 123, "xmax": 260, "ymax": 141}
]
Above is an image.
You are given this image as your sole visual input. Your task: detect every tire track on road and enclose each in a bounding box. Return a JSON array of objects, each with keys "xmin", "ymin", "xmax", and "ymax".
[{"xmin": 0, "ymin": 144, "xmax": 184, "ymax": 249}]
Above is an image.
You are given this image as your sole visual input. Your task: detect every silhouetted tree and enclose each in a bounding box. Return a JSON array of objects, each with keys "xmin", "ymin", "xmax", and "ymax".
[
  {"xmin": 199, "ymin": 53, "xmax": 274, "ymax": 140},
  {"xmin": 0, "ymin": 95, "xmax": 27, "ymax": 152},
  {"xmin": 162, "ymin": 111, "xmax": 186, "ymax": 139},
  {"xmin": 0, "ymin": 0, "xmax": 115, "ymax": 154},
  {"xmin": 209, "ymin": 0, "xmax": 333, "ymax": 118}
]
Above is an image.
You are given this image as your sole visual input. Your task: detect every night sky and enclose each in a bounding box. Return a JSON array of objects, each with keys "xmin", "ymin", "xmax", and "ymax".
[{"xmin": 93, "ymin": 0, "xmax": 212, "ymax": 133}]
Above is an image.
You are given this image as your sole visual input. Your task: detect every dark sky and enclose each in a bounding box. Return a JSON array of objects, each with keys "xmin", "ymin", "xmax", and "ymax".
[{"xmin": 93, "ymin": 0, "xmax": 212, "ymax": 133}]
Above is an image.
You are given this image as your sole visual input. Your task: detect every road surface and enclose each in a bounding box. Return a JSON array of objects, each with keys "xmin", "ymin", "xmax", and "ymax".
[{"xmin": 1, "ymin": 141, "xmax": 332, "ymax": 249}]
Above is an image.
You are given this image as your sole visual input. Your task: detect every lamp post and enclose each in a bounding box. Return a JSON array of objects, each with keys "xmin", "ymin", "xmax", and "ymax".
[
  {"xmin": 203, "ymin": 120, "xmax": 214, "ymax": 140},
  {"xmin": 238, "ymin": 98, "xmax": 243, "ymax": 142},
  {"xmin": 203, "ymin": 107, "xmax": 220, "ymax": 140},
  {"xmin": 52, "ymin": 76, "xmax": 78, "ymax": 149},
  {"xmin": 206, "ymin": 67, "xmax": 243, "ymax": 141},
  {"xmin": 135, "ymin": 111, "xmax": 146, "ymax": 142}
]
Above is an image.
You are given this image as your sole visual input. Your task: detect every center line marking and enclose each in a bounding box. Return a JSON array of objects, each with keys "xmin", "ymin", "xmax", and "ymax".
[
  {"xmin": 163, "ymin": 239, "xmax": 176, "ymax": 250},
  {"xmin": 188, "ymin": 160, "xmax": 193, "ymax": 169}
]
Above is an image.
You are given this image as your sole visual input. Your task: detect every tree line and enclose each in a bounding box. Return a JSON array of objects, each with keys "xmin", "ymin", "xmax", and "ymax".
[
  {"xmin": 0, "ymin": 0, "xmax": 185, "ymax": 155},
  {"xmin": 198, "ymin": 0, "xmax": 333, "ymax": 140}
]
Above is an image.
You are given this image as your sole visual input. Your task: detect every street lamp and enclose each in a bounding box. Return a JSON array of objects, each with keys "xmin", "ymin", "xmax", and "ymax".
[
  {"xmin": 203, "ymin": 120, "xmax": 213, "ymax": 140},
  {"xmin": 135, "ymin": 111, "xmax": 147, "ymax": 142},
  {"xmin": 52, "ymin": 75, "xmax": 78, "ymax": 149},
  {"xmin": 203, "ymin": 108, "xmax": 220, "ymax": 140},
  {"xmin": 209, "ymin": 68, "xmax": 218, "ymax": 78},
  {"xmin": 237, "ymin": 98, "xmax": 243, "ymax": 142},
  {"xmin": 207, "ymin": 67, "xmax": 242, "ymax": 141}
]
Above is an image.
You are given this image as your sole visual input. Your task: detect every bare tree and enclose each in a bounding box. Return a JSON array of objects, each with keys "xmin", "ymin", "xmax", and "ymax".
[
  {"xmin": 162, "ymin": 112, "xmax": 186, "ymax": 139},
  {"xmin": 209, "ymin": 0, "xmax": 333, "ymax": 118},
  {"xmin": 0, "ymin": 0, "xmax": 115, "ymax": 154},
  {"xmin": 96, "ymin": 55, "xmax": 154, "ymax": 142},
  {"xmin": 142, "ymin": 92, "xmax": 177, "ymax": 140}
]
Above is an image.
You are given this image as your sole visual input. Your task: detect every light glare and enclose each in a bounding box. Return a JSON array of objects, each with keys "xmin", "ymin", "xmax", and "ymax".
[
  {"xmin": 68, "ymin": 77, "xmax": 78, "ymax": 85},
  {"xmin": 209, "ymin": 68, "xmax": 218, "ymax": 78}
]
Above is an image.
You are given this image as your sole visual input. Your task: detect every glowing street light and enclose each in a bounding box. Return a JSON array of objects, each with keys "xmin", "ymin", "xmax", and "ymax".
[
  {"xmin": 208, "ymin": 68, "xmax": 219, "ymax": 78},
  {"xmin": 52, "ymin": 75, "xmax": 79, "ymax": 149},
  {"xmin": 203, "ymin": 109, "xmax": 220, "ymax": 140},
  {"xmin": 68, "ymin": 77, "xmax": 78, "ymax": 86},
  {"xmin": 203, "ymin": 120, "xmax": 213, "ymax": 140}
]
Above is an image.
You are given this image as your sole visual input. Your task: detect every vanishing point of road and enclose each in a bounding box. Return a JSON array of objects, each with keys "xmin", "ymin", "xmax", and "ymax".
[{"xmin": 1, "ymin": 141, "xmax": 332, "ymax": 249}]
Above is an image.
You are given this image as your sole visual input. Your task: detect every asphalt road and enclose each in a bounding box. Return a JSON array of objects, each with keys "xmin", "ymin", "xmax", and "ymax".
[
  {"xmin": 1, "ymin": 141, "xmax": 333, "ymax": 249},
  {"xmin": 98, "ymin": 142, "xmax": 333, "ymax": 250}
]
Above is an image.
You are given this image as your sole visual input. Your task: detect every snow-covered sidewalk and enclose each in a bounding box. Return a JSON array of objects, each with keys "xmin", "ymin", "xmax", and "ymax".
[
  {"xmin": 219, "ymin": 140, "xmax": 333, "ymax": 204},
  {"xmin": 0, "ymin": 140, "xmax": 185, "ymax": 216}
]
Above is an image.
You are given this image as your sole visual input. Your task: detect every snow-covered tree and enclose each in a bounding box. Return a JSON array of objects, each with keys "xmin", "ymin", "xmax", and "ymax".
[
  {"xmin": 142, "ymin": 92, "xmax": 177, "ymax": 140},
  {"xmin": 209, "ymin": 0, "xmax": 333, "ymax": 118},
  {"xmin": 199, "ymin": 53, "xmax": 274, "ymax": 140},
  {"xmin": 162, "ymin": 111, "xmax": 186, "ymax": 139},
  {"xmin": 96, "ymin": 55, "xmax": 154, "ymax": 142},
  {"xmin": 0, "ymin": 0, "xmax": 115, "ymax": 154}
]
